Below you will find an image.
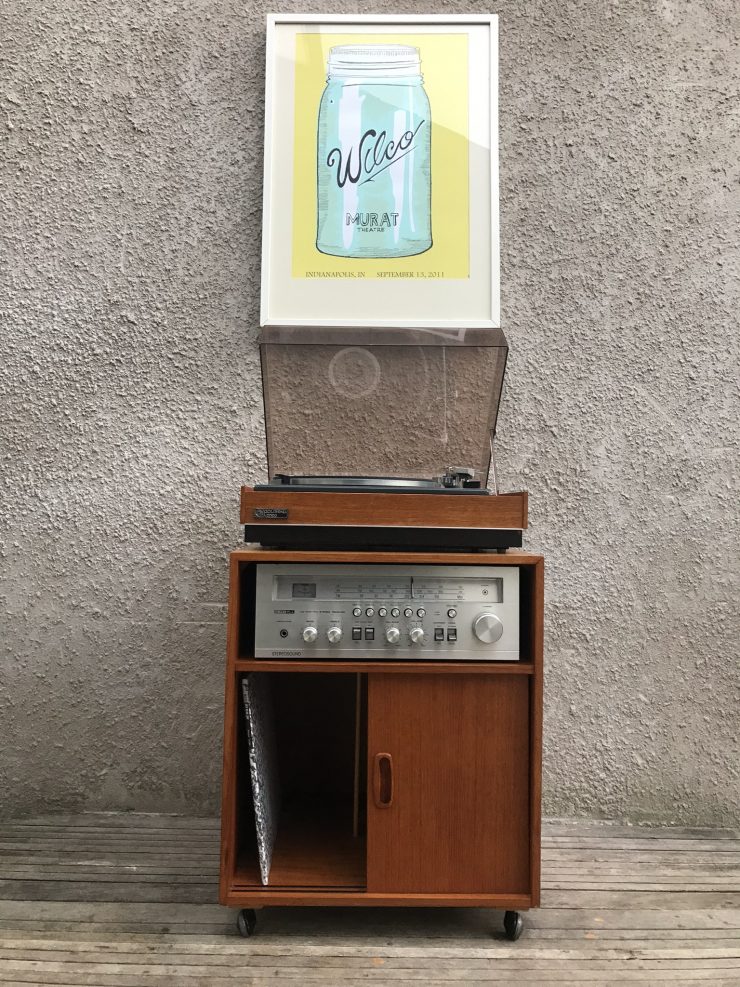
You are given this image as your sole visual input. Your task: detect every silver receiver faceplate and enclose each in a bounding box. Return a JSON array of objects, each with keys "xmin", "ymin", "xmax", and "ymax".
[{"xmin": 254, "ymin": 564, "xmax": 519, "ymax": 661}]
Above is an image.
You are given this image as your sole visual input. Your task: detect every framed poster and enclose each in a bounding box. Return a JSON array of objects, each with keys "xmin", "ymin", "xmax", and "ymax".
[{"xmin": 260, "ymin": 14, "xmax": 499, "ymax": 328}]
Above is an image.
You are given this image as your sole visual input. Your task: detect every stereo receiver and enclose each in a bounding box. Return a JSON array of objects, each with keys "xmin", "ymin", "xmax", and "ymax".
[{"xmin": 253, "ymin": 563, "xmax": 519, "ymax": 661}]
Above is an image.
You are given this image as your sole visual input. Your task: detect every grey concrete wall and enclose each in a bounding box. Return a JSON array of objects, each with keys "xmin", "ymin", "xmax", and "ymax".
[{"xmin": 1, "ymin": 0, "xmax": 738, "ymax": 824}]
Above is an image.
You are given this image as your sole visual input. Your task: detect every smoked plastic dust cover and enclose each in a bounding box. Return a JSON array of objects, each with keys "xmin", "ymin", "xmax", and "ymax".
[{"xmin": 259, "ymin": 327, "xmax": 508, "ymax": 482}]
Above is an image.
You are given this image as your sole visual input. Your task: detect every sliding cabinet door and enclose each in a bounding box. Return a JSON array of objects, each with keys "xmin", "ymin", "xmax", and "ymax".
[{"xmin": 367, "ymin": 673, "xmax": 530, "ymax": 895}]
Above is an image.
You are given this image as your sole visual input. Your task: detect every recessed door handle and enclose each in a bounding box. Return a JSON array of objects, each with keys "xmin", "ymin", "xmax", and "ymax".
[{"xmin": 373, "ymin": 752, "xmax": 393, "ymax": 808}]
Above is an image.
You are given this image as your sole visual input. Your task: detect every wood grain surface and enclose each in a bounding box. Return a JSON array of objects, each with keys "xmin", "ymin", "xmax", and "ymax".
[
  {"xmin": 367, "ymin": 674, "xmax": 530, "ymax": 895},
  {"xmin": 220, "ymin": 548, "xmax": 544, "ymax": 910},
  {"xmin": 241, "ymin": 488, "xmax": 529, "ymax": 529},
  {"xmin": 234, "ymin": 659, "xmax": 534, "ymax": 675},
  {"xmin": 232, "ymin": 547, "xmax": 543, "ymax": 566},
  {"xmin": 233, "ymin": 808, "xmax": 365, "ymax": 891},
  {"xmin": 1, "ymin": 813, "xmax": 738, "ymax": 985}
]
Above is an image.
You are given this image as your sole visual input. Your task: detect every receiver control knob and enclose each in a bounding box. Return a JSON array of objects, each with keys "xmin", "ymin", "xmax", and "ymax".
[
  {"xmin": 326, "ymin": 626, "xmax": 343, "ymax": 645},
  {"xmin": 473, "ymin": 612, "xmax": 504, "ymax": 644},
  {"xmin": 302, "ymin": 626, "xmax": 318, "ymax": 644},
  {"xmin": 409, "ymin": 627, "xmax": 425, "ymax": 645},
  {"xmin": 385, "ymin": 626, "xmax": 401, "ymax": 645}
]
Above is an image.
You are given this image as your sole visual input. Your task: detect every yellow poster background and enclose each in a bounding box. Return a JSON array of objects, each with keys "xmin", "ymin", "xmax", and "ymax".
[{"xmin": 291, "ymin": 33, "xmax": 469, "ymax": 280}]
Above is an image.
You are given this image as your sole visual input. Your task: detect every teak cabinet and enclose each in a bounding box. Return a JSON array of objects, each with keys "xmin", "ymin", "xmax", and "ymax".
[{"xmin": 219, "ymin": 547, "xmax": 543, "ymax": 926}]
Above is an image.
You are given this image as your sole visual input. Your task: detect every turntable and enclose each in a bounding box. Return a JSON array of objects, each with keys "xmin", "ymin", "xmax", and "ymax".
[{"xmin": 242, "ymin": 327, "xmax": 527, "ymax": 550}]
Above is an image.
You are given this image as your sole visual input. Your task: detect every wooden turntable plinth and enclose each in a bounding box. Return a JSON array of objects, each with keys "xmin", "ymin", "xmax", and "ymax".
[
  {"xmin": 240, "ymin": 486, "xmax": 528, "ymax": 550},
  {"xmin": 241, "ymin": 486, "xmax": 527, "ymax": 529}
]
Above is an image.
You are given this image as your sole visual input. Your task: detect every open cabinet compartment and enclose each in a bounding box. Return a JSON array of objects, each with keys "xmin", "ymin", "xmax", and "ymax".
[{"xmin": 232, "ymin": 671, "xmax": 367, "ymax": 891}]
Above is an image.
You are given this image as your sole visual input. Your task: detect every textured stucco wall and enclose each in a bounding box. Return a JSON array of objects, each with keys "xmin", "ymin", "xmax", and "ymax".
[{"xmin": 1, "ymin": 0, "xmax": 738, "ymax": 824}]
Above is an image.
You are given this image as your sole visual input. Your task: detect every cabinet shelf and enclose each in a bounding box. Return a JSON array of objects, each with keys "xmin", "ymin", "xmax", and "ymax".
[
  {"xmin": 233, "ymin": 805, "xmax": 365, "ymax": 891},
  {"xmin": 235, "ymin": 658, "xmax": 533, "ymax": 675}
]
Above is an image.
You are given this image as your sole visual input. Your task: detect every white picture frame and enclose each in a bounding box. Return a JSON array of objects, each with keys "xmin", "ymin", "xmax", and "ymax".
[{"xmin": 260, "ymin": 13, "xmax": 499, "ymax": 329}]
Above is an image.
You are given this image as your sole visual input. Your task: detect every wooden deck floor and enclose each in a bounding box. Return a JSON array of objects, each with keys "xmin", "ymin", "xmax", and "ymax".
[{"xmin": 0, "ymin": 814, "xmax": 738, "ymax": 985}]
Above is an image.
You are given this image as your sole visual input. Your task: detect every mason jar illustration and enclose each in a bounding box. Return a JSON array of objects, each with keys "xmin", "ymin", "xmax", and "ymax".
[{"xmin": 316, "ymin": 45, "xmax": 432, "ymax": 259}]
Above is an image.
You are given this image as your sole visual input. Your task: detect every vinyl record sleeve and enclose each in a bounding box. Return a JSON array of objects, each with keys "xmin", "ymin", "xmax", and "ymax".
[{"xmin": 242, "ymin": 675, "xmax": 281, "ymax": 885}]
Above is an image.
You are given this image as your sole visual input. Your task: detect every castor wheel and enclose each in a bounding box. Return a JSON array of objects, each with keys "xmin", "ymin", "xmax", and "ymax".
[
  {"xmin": 236, "ymin": 908, "xmax": 257, "ymax": 938},
  {"xmin": 503, "ymin": 910, "xmax": 523, "ymax": 941}
]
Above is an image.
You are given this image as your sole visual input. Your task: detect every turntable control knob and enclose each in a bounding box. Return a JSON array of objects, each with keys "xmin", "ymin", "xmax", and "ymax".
[
  {"xmin": 386, "ymin": 626, "xmax": 401, "ymax": 645},
  {"xmin": 473, "ymin": 613, "xmax": 504, "ymax": 644},
  {"xmin": 409, "ymin": 627, "xmax": 425, "ymax": 645},
  {"xmin": 326, "ymin": 626, "xmax": 343, "ymax": 645},
  {"xmin": 302, "ymin": 626, "xmax": 318, "ymax": 644}
]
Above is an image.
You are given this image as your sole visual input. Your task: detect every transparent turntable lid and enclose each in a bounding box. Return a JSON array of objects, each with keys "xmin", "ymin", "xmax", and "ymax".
[{"xmin": 259, "ymin": 327, "xmax": 508, "ymax": 482}]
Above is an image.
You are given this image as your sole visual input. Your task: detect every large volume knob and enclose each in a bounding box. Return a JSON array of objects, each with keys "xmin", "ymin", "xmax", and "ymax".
[
  {"xmin": 385, "ymin": 626, "xmax": 401, "ymax": 645},
  {"xmin": 473, "ymin": 612, "xmax": 504, "ymax": 644},
  {"xmin": 326, "ymin": 626, "xmax": 343, "ymax": 645},
  {"xmin": 302, "ymin": 626, "xmax": 318, "ymax": 644},
  {"xmin": 409, "ymin": 627, "xmax": 425, "ymax": 645}
]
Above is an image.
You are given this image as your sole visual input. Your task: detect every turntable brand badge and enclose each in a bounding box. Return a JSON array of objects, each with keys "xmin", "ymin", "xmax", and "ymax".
[{"xmin": 254, "ymin": 507, "xmax": 289, "ymax": 519}]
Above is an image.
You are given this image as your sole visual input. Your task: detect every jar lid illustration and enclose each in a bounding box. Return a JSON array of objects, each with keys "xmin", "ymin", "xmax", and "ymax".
[{"xmin": 327, "ymin": 44, "xmax": 422, "ymax": 80}]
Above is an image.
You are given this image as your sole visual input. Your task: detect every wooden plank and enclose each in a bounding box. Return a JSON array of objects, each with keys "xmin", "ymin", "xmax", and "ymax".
[
  {"xmin": 0, "ymin": 865, "xmax": 220, "ymax": 879},
  {"xmin": 1, "ymin": 958, "xmax": 740, "ymax": 980},
  {"xmin": 40, "ymin": 865, "xmax": 740, "ymax": 883},
  {"xmin": 8, "ymin": 927, "xmax": 733, "ymax": 945},
  {"xmin": 0, "ymin": 940, "xmax": 739, "ymax": 961},
  {"xmin": 542, "ymin": 838, "xmax": 740, "ymax": 852},
  {"xmin": 0, "ymin": 871, "xmax": 220, "ymax": 885},
  {"xmin": 0, "ymin": 821, "xmax": 219, "ymax": 835},
  {"xmin": 2, "ymin": 815, "xmax": 220, "ymax": 831},
  {"xmin": 240, "ymin": 488, "xmax": 529, "ymax": 530},
  {"xmin": 219, "ymin": 552, "xmax": 242, "ymax": 906},
  {"xmin": 234, "ymin": 659, "xmax": 534, "ymax": 675},
  {"xmin": 224, "ymin": 889, "xmax": 533, "ymax": 908},
  {"xmin": 232, "ymin": 548, "xmax": 542, "ymax": 566},
  {"xmin": 543, "ymin": 821, "xmax": 740, "ymax": 841},
  {"xmin": 0, "ymin": 901, "xmax": 228, "ymax": 922},
  {"xmin": 2, "ymin": 978, "xmax": 739, "ymax": 987},
  {"xmin": 541, "ymin": 889, "xmax": 740, "ymax": 908},
  {"xmin": 0, "ymin": 897, "xmax": 738, "ymax": 930},
  {"xmin": 546, "ymin": 873, "xmax": 740, "ymax": 885},
  {"xmin": 0, "ymin": 842, "xmax": 220, "ymax": 856},
  {"xmin": 0, "ymin": 882, "xmax": 217, "ymax": 904},
  {"xmin": 1, "ymin": 951, "xmax": 740, "ymax": 970},
  {"xmin": 542, "ymin": 850, "xmax": 740, "ymax": 862},
  {"xmin": 528, "ymin": 556, "xmax": 544, "ymax": 908},
  {"xmin": 542, "ymin": 865, "xmax": 740, "ymax": 879},
  {"xmin": 1, "ymin": 932, "xmax": 740, "ymax": 959},
  {"xmin": 12, "ymin": 880, "xmax": 734, "ymax": 908}
]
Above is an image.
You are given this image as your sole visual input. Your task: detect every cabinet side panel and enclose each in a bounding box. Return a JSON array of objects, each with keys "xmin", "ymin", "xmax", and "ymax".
[
  {"xmin": 219, "ymin": 557, "xmax": 242, "ymax": 901},
  {"xmin": 529, "ymin": 558, "xmax": 544, "ymax": 905},
  {"xmin": 367, "ymin": 673, "xmax": 530, "ymax": 895}
]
